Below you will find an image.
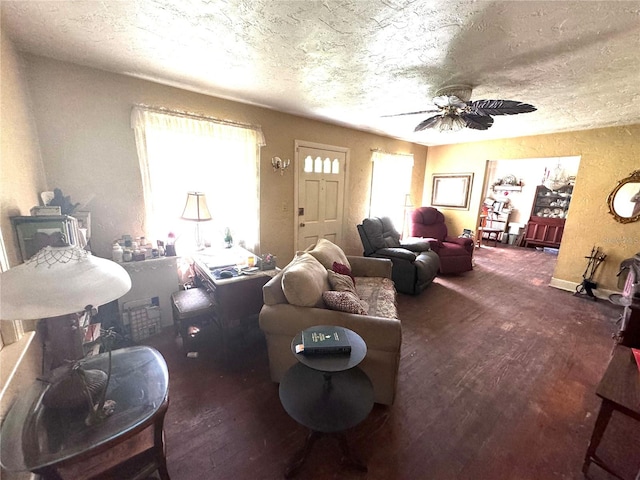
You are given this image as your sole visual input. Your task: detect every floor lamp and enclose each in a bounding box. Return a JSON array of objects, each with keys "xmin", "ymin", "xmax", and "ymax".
[
  {"xmin": 402, "ymin": 194, "xmax": 414, "ymax": 239},
  {"xmin": 0, "ymin": 243, "xmax": 131, "ymax": 425}
]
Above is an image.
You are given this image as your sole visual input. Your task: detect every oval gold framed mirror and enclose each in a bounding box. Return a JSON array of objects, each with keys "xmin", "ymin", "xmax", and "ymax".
[{"xmin": 607, "ymin": 170, "xmax": 640, "ymax": 224}]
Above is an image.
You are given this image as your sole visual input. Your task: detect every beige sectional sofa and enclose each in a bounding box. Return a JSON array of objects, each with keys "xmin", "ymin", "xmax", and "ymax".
[{"xmin": 258, "ymin": 239, "xmax": 402, "ymax": 405}]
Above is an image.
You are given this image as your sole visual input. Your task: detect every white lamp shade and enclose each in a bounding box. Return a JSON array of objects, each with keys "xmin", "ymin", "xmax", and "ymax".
[
  {"xmin": 0, "ymin": 246, "xmax": 132, "ymax": 320},
  {"xmin": 181, "ymin": 192, "xmax": 212, "ymax": 222}
]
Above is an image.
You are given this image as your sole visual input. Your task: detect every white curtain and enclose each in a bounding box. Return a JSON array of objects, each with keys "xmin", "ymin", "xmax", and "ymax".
[
  {"xmin": 369, "ymin": 151, "xmax": 414, "ymax": 234},
  {"xmin": 131, "ymin": 106, "xmax": 264, "ymax": 253}
]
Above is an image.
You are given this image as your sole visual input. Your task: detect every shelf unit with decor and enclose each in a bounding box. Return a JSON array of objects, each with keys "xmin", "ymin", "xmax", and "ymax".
[
  {"xmin": 492, "ymin": 185, "xmax": 523, "ymax": 193},
  {"xmin": 524, "ymin": 184, "xmax": 573, "ymax": 248},
  {"xmin": 491, "ymin": 174, "xmax": 523, "ymax": 193},
  {"xmin": 10, "ymin": 215, "xmax": 86, "ymax": 262}
]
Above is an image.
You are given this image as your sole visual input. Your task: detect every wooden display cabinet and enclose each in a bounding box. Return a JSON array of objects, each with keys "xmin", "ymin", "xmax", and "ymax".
[{"xmin": 524, "ymin": 184, "xmax": 573, "ymax": 248}]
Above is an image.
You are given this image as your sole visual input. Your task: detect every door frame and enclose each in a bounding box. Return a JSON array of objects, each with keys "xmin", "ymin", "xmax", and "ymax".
[{"xmin": 293, "ymin": 140, "xmax": 351, "ymax": 252}]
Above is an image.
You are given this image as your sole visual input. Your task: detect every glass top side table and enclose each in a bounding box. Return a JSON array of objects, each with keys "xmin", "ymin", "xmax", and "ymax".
[{"xmin": 1, "ymin": 345, "xmax": 170, "ymax": 479}]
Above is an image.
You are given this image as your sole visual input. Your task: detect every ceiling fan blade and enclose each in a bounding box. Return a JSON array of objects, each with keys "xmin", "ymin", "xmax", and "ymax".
[
  {"xmin": 469, "ymin": 100, "xmax": 537, "ymax": 116},
  {"xmin": 381, "ymin": 108, "xmax": 440, "ymax": 118},
  {"xmin": 414, "ymin": 115, "xmax": 442, "ymax": 132},
  {"xmin": 462, "ymin": 114, "xmax": 494, "ymax": 130}
]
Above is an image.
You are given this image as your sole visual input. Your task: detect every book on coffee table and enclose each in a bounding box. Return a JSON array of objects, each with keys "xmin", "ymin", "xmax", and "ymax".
[{"xmin": 300, "ymin": 326, "xmax": 351, "ymax": 355}]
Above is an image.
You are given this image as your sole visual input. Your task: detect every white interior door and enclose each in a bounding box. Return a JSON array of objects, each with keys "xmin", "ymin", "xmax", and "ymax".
[{"xmin": 295, "ymin": 142, "xmax": 348, "ymax": 251}]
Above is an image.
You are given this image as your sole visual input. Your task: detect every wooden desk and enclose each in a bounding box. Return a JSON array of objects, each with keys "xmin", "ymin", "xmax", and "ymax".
[
  {"xmin": 582, "ymin": 345, "xmax": 640, "ymax": 479},
  {"xmin": 192, "ymin": 248, "xmax": 278, "ymax": 357}
]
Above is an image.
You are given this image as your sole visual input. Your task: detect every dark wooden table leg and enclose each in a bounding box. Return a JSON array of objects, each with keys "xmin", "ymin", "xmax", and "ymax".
[
  {"xmin": 337, "ymin": 432, "xmax": 367, "ymax": 472},
  {"xmin": 583, "ymin": 399, "xmax": 614, "ymax": 477},
  {"xmin": 33, "ymin": 466, "xmax": 65, "ymax": 480},
  {"xmin": 284, "ymin": 430, "xmax": 320, "ymax": 478},
  {"xmin": 154, "ymin": 413, "xmax": 171, "ymax": 480}
]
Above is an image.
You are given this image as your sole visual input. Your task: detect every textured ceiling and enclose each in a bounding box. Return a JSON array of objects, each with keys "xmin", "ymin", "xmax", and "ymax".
[{"xmin": 2, "ymin": 0, "xmax": 640, "ymax": 146}]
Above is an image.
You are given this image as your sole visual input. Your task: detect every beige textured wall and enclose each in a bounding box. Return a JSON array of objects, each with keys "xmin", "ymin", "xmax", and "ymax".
[
  {"xmin": 0, "ymin": 32, "xmax": 46, "ymax": 480},
  {"xmin": 0, "ymin": 31, "xmax": 47, "ymax": 267},
  {"xmin": 424, "ymin": 125, "xmax": 640, "ymax": 291},
  {"xmin": 9, "ymin": 51, "xmax": 638, "ymax": 291},
  {"xmin": 21, "ymin": 54, "xmax": 428, "ymax": 265}
]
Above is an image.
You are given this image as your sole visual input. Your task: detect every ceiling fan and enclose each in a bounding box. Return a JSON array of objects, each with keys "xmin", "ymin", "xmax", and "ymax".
[{"xmin": 384, "ymin": 85, "xmax": 536, "ymax": 133}]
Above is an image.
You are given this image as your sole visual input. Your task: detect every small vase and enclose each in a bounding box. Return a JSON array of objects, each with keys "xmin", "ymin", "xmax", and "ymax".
[{"xmin": 224, "ymin": 228, "xmax": 233, "ymax": 248}]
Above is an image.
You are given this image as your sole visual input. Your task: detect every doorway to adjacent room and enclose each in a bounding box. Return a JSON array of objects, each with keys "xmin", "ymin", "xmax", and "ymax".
[{"xmin": 477, "ymin": 156, "xmax": 581, "ymax": 252}]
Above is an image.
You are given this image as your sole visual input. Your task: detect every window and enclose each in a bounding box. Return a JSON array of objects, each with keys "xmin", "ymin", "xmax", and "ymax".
[
  {"xmin": 131, "ymin": 106, "xmax": 264, "ymax": 252},
  {"xmin": 369, "ymin": 151, "xmax": 414, "ymax": 235},
  {"xmin": 303, "ymin": 155, "xmax": 341, "ymax": 174}
]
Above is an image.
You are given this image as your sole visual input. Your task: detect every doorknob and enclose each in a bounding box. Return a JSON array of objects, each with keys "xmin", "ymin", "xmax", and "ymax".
[{"xmin": 299, "ymin": 222, "xmax": 306, "ymax": 227}]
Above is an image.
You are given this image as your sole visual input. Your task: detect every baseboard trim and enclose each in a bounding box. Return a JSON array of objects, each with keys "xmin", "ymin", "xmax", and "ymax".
[{"xmin": 549, "ymin": 277, "xmax": 617, "ymax": 301}]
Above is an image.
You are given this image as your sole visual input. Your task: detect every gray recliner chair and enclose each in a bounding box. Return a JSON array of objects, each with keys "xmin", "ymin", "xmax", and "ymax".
[{"xmin": 357, "ymin": 217, "xmax": 440, "ymax": 295}]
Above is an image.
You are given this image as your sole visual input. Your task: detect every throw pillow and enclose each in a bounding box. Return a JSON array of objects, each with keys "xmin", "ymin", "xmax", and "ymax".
[
  {"xmin": 281, "ymin": 253, "xmax": 330, "ymax": 307},
  {"xmin": 322, "ymin": 291, "xmax": 368, "ymax": 315},
  {"xmin": 306, "ymin": 238, "xmax": 351, "ymax": 270},
  {"xmin": 327, "ymin": 270, "xmax": 357, "ymax": 295},
  {"xmin": 332, "ymin": 261, "xmax": 355, "ymax": 285}
]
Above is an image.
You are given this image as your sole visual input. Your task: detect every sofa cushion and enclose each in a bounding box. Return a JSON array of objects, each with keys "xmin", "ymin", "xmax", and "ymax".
[
  {"xmin": 355, "ymin": 277, "xmax": 398, "ymax": 319},
  {"xmin": 306, "ymin": 238, "xmax": 351, "ymax": 270},
  {"xmin": 327, "ymin": 270, "xmax": 357, "ymax": 295},
  {"xmin": 322, "ymin": 291, "xmax": 368, "ymax": 315},
  {"xmin": 262, "ymin": 271, "xmax": 287, "ymax": 306},
  {"xmin": 281, "ymin": 253, "xmax": 329, "ymax": 307}
]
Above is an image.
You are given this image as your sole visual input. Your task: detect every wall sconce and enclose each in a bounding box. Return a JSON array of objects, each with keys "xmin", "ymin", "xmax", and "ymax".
[{"xmin": 271, "ymin": 156, "xmax": 291, "ymax": 175}]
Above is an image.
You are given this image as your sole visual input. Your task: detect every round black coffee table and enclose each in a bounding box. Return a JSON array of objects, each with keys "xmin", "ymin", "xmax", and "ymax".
[{"xmin": 279, "ymin": 327, "xmax": 373, "ymax": 478}]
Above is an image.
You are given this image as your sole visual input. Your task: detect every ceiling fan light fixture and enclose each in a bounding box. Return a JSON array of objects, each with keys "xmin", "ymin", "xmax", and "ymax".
[{"xmin": 437, "ymin": 115, "xmax": 466, "ymax": 132}]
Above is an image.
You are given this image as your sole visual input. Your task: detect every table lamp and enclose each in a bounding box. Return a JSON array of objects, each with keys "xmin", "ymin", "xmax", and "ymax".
[
  {"xmin": 181, "ymin": 191, "xmax": 212, "ymax": 250},
  {"xmin": 0, "ymin": 241, "xmax": 131, "ymax": 424}
]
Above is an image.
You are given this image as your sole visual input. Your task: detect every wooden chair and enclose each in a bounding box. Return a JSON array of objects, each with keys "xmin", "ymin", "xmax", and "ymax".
[{"xmin": 476, "ymin": 206, "xmax": 508, "ymax": 247}]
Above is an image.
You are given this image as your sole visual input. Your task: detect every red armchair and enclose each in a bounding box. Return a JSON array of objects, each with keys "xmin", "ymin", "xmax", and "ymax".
[{"xmin": 410, "ymin": 207, "xmax": 473, "ymax": 274}]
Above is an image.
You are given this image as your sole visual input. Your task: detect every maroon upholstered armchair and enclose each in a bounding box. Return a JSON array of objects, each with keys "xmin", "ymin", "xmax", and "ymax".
[{"xmin": 410, "ymin": 207, "xmax": 473, "ymax": 274}]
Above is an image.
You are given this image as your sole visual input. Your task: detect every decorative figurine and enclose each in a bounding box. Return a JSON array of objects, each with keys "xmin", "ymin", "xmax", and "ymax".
[{"xmin": 49, "ymin": 188, "xmax": 80, "ymax": 215}]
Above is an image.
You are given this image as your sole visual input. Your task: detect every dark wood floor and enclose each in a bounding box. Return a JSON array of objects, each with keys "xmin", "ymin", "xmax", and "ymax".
[{"xmin": 144, "ymin": 245, "xmax": 638, "ymax": 480}]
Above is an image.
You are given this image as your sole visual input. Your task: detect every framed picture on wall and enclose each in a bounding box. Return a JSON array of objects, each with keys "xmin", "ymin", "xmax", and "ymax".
[{"xmin": 431, "ymin": 173, "xmax": 474, "ymax": 209}]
